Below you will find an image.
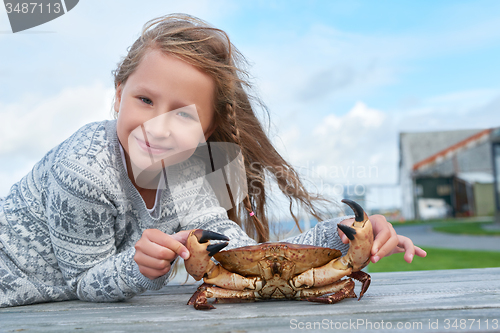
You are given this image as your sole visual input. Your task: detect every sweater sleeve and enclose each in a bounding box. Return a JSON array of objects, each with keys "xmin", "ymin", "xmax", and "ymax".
[{"xmin": 46, "ymin": 159, "xmax": 148, "ymax": 302}]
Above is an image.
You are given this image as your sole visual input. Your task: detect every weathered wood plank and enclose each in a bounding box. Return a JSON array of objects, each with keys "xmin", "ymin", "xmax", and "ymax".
[{"xmin": 1, "ymin": 268, "xmax": 499, "ymax": 333}]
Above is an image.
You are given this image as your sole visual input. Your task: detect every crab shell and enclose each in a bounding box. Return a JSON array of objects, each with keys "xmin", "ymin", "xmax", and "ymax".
[
  {"xmin": 213, "ymin": 242, "xmax": 342, "ymax": 277},
  {"xmin": 185, "ymin": 198, "xmax": 373, "ymax": 310}
]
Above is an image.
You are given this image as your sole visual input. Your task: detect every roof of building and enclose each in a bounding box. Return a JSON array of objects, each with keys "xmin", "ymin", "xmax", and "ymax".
[
  {"xmin": 412, "ymin": 129, "xmax": 492, "ymax": 172},
  {"xmin": 399, "ymin": 128, "xmax": 485, "ymax": 171}
]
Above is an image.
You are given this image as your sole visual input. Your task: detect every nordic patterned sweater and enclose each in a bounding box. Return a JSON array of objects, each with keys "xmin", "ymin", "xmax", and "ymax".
[{"xmin": 0, "ymin": 120, "xmax": 350, "ymax": 308}]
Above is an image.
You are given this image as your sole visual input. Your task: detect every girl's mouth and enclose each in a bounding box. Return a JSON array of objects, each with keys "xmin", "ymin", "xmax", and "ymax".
[{"xmin": 135, "ymin": 137, "xmax": 172, "ymax": 155}]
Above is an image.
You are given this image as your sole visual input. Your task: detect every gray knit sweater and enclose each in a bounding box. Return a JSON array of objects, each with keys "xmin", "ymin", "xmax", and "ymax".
[{"xmin": 0, "ymin": 120, "xmax": 349, "ymax": 307}]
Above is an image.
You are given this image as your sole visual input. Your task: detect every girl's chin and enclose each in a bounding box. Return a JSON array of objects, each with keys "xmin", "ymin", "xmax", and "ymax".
[{"xmin": 130, "ymin": 159, "xmax": 163, "ymax": 173}]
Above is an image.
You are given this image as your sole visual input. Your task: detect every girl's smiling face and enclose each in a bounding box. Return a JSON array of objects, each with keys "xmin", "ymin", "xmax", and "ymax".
[{"xmin": 114, "ymin": 49, "xmax": 216, "ymax": 185}]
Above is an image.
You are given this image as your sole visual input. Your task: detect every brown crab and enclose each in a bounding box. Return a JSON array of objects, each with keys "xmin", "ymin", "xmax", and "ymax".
[{"xmin": 184, "ymin": 199, "xmax": 373, "ymax": 310}]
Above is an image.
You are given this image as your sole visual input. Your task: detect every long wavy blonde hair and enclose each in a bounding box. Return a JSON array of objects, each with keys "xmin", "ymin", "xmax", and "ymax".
[{"xmin": 113, "ymin": 14, "xmax": 334, "ymax": 242}]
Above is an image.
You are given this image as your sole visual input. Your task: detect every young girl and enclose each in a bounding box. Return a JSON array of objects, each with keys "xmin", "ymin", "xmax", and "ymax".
[{"xmin": 0, "ymin": 14, "xmax": 425, "ymax": 307}]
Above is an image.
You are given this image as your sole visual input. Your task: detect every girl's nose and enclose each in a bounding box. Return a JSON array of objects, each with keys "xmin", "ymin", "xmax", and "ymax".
[{"xmin": 143, "ymin": 112, "xmax": 172, "ymax": 139}]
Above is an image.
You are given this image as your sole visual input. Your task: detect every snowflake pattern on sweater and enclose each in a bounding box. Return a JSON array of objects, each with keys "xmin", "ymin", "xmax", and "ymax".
[{"xmin": 0, "ymin": 120, "xmax": 349, "ymax": 307}]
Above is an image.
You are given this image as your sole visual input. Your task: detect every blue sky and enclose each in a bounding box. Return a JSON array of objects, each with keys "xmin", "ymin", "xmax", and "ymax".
[{"xmin": 1, "ymin": 0, "xmax": 499, "ymax": 214}]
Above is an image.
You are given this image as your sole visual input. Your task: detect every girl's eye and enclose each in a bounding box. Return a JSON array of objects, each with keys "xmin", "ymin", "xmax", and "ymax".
[
  {"xmin": 178, "ymin": 111, "xmax": 193, "ymax": 119},
  {"xmin": 140, "ymin": 97, "xmax": 153, "ymax": 105}
]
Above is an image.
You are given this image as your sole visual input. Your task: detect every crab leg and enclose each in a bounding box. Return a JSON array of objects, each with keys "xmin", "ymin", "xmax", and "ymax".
[
  {"xmin": 349, "ymin": 271, "xmax": 371, "ymax": 300},
  {"xmin": 305, "ymin": 279, "xmax": 357, "ymax": 304},
  {"xmin": 292, "ymin": 257, "xmax": 352, "ymax": 288},
  {"xmin": 296, "ymin": 278, "xmax": 352, "ymax": 298},
  {"xmin": 188, "ymin": 283, "xmax": 257, "ymax": 310},
  {"xmin": 204, "ymin": 264, "xmax": 262, "ymax": 291}
]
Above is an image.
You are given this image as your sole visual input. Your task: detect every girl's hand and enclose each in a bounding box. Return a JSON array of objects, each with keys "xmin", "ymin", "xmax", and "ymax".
[
  {"xmin": 379, "ymin": 234, "xmax": 427, "ymax": 263},
  {"xmin": 134, "ymin": 229, "xmax": 191, "ymax": 280},
  {"xmin": 339, "ymin": 215, "xmax": 427, "ymax": 264}
]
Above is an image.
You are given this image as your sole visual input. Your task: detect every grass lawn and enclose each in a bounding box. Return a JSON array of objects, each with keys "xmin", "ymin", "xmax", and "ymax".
[{"xmin": 368, "ymin": 247, "xmax": 500, "ymax": 273}]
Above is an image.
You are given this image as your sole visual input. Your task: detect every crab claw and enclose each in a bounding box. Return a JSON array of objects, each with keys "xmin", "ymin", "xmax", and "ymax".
[
  {"xmin": 341, "ymin": 198, "xmax": 369, "ymax": 224},
  {"xmin": 207, "ymin": 243, "xmax": 229, "ymax": 256},
  {"xmin": 185, "ymin": 229, "xmax": 229, "ymax": 281},
  {"xmin": 340, "ymin": 199, "xmax": 374, "ymax": 272},
  {"xmin": 193, "ymin": 229, "xmax": 229, "ymax": 256},
  {"xmin": 337, "ymin": 224, "xmax": 356, "ymax": 241},
  {"xmin": 193, "ymin": 229, "xmax": 230, "ymax": 244}
]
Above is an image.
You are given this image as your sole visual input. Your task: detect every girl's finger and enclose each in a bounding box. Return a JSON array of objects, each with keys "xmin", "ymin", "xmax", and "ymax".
[
  {"xmin": 397, "ymin": 236, "xmax": 416, "ymax": 263},
  {"xmin": 143, "ymin": 229, "xmax": 190, "ymax": 260},
  {"xmin": 170, "ymin": 230, "xmax": 192, "ymax": 245},
  {"xmin": 371, "ymin": 226, "xmax": 392, "ymax": 256},
  {"xmin": 135, "ymin": 237, "xmax": 177, "ymax": 261},
  {"xmin": 134, "ymin": 251, "xmax": 171, "ymax": 271},
  {"xmin": 414, "ymin": 245, "xmax": 427, "ymax": 258},
  {"xmin": 369, "ymin": 215, "xmax": 395, "ymax": 254},
  {"xmin": 373, "ymin": 227, "xmax": 399, "ymax": 261},
  {"xmin": 137, "ymin": 264, "xmax": 171, "ymax": 280}
]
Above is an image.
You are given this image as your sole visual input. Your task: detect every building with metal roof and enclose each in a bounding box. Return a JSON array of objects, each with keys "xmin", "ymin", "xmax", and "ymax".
[{"xmin": 399, "ymin": 128, "xmax": 497, "ymax": 220}]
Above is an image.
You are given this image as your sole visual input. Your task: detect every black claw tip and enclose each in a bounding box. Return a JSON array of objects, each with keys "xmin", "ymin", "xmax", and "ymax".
[
  {"xmin": 338, "ymin": 223, "xmax": 356, "ymax": 241},
  {"xmin": 195, "ymin": 229, "xmax": 230, "ymax": 243},
  {"xmin": 206, "ymin": 242, "xmax": 229, "ymax": 256},
  {"xmin": 341, "ymin": 199, "xmax": 366, "ymax": 222}
]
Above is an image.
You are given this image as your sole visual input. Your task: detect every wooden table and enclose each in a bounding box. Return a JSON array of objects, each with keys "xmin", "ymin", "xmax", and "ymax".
[{"xmin": 1, "ymin": 267, "xmax": 499, "ymax": 332}]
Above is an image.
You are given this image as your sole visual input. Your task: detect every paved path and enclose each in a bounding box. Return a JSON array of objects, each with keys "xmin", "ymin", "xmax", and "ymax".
[{"xmin": 394, "ymin": 224, "xmax": 500, "ymax": 251}]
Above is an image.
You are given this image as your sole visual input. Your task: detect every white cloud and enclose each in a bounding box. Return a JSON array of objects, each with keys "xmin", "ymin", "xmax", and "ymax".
[
  {"xmin": 0, "ymin": 82, "xmax": 114, "ymax": 196},
  {"xmin": 396, "ymin": 91, "xmax": 500, "ymax": 132},
  {"xmin": 275, "ymin": 102, "xmax": 395, "ymax": 188},
  {"xmin": 273, "ymin": 87, "xmax": 500, "ymax": 194},
  {"xmin": 314, "ymin": 102, "xmax": 385, "ymax": 137},
  {"xmin": 0, "ymin": 82, "xmax": 114, "ymax": 155},
  {"xmin": 268, "ymin": 88, "xmax": 500, "ymax": 212}
]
